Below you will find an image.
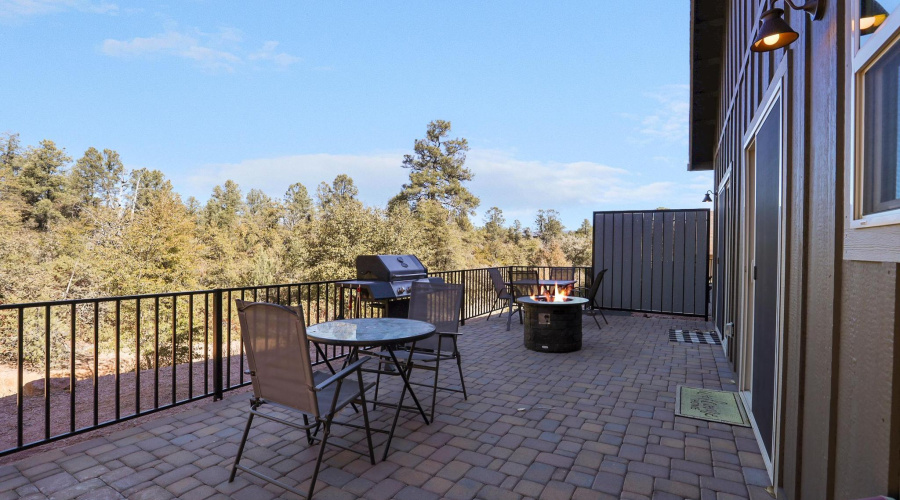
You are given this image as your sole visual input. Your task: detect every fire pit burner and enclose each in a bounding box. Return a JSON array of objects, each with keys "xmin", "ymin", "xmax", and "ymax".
[{"xmin": 516, "ymin": 296, "xmax": 588, "ymax": 353}]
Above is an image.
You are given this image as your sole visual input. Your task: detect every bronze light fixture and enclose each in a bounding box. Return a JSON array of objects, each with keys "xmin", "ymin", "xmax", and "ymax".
[
  {"xmin": 702, "ymin": 190, "xmax": 715, "ymax": 203},
  {"xmin": 860, "ymin": 0, "xmax": 888, "ymax": 35},
  {"xmin": 751, "ymin": 0, "xmax": 825, "ymax": 53}
]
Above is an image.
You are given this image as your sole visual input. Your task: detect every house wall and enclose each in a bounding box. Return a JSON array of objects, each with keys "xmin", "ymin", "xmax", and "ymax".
[{"xmin": 706, "ymin": 1, "xmax": 900, "ymax": 498}]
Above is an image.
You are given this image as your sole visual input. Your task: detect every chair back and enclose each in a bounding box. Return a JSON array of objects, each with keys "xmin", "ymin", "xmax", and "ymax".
[
  {"xmin": 488, "ymin": 268, "xmax": 509, "ymax": 298},
  {"xmin": 407, "ymin": 281, "xmax": 463, "ymax": 353},
  {"xmin": 236, "ymin": 300, "xmax": 320, "ymax": 417},
  {"xmin": 549, "ymin": 267, "xmax": 575, "ymax": 281},
  {"xmin": 509, "ymin": 268, "xmax": 540, "ymax": 298},
  {"xmin": 585, "ymin": 269, "xmax": 608, "ymax": 308}
]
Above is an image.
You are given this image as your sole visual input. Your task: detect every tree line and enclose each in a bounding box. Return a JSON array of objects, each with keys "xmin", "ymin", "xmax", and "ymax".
[{"xmin": 0, "ymin": 121, "xmax": 592, "ymax": 305}]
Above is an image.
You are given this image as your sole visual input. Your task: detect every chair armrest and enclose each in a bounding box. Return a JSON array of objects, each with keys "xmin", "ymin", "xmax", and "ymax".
[
  {"xmin": 314, "ymin": 357, "xmax": 369, "ymax": 391},
  {"xmin": 435, "ymin": 332, "xmax": 462, "ymax": 337}
]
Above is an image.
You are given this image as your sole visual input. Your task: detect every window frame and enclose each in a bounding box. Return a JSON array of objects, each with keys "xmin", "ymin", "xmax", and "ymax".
[{"xmin": 850, "ymin": 0, "xmax": 900, "ymax": 228}]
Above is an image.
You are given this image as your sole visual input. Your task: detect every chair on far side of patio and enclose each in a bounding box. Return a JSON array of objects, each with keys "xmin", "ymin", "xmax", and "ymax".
[
  {"xmin": 576, "ymin": 269, "xmax": 609, "ymax": 329},
  {"xmin": 549, "ymin": 266, "xmax": 576, "ymax": 282},
  {"xmin": 372, "ymin": 281, "xmax": 466, "ymax": 421},
  {"xmin": 507, "ymin": 268, "xmax": 540, "ymax": 330},
  {"xmin": 487, "ymin": 267, "xmax": 514, "ymax": 322},
  {"xmin": 230, "ymin": 300, "xmax": 375, "ymax": 499}
]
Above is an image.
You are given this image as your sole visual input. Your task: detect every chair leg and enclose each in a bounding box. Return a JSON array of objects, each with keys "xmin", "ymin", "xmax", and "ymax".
[
  {"xmin": 373, "ymin": 360, "xmax": 383, "ymax": 411},
  {"xmin": 357, "ymin": 370, "xmax": 376, "ymax": 464},
  {"xmin": 308, "ymin": 416, "xmax": 332, "ymax": 499},
  {"xmin": 591, "ymin": 312, "xmax": 602, "ymax": 330},
  {"xmin": 487, "ymin": 296, "xmax": 499, "ymax": 321},
  {"xmin": 302, "ymin": 414, "xmax": 313, "ymax": 445},
  {"xmin": 598, "ymin": 308, "xmax": 609, "ymax": 324},
  {"xmin": 431, "ymin": 353, "xmax": 440, "ymax": 422},
  {"xmin": 456, "ymin": 353, "xmax": 467, "ymax": 400},
  {"xmin": 229, "ymin": 411, "xmax": 255, "ymax": 482}
]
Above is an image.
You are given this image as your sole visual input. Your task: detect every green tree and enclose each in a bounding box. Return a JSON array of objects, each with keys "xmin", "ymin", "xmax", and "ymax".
[
  {"xmin": 71, "ymin": 147, "xmax": 124, "ymax": 209},
  {"xmin": 393, "ymin": 120, "xmax": 479, "ymax": 221},
  {"xmin": 204, "ymin": 180, "xmax": 244, "ymax": 229},
  {"xmin": 0, "ymin": 133, "xmax": 21, "ymax": 173},
  {"xmin": 126, "ymin": 168, "xmax": 168, "ymax": 215},
  {"xmin": 18, "ymin": 140, "xmax": 72, "ymax": 229},
  {"xmin": 283, "ymin": 182, "xmax": 313, "ymax": 230},
  {"xmin": 535, "ymin": 209, "xmax": 564, "ymax": 244},
  {"xmin": 316, "ymin": 174, "xmax": 359, "ymax": 211}
]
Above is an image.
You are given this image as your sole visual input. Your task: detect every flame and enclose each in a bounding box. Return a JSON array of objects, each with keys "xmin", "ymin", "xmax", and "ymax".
[
  {"xmin": 551, "ymin": 283, "xmax": 569, "ymax": 302},
  {"xmin": 530, "ymin": 283, "xmax": 571, "ymax": 302}
]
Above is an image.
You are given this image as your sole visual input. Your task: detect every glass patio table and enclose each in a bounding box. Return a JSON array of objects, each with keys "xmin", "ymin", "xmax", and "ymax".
[{"xmin": 306, "ymin": 317, "xmax": 435, "ymax": 460}]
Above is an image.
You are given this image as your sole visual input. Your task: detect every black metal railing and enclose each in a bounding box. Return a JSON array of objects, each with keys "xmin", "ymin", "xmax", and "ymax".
[{"xmin": 0, "ymin": 265, "xmax": 589, "ymax": 457}]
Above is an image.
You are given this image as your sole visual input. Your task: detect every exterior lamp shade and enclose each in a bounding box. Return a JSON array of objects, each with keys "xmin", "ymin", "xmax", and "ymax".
[
  {"xmin": 751, "ymin": 8, "xmax": 800, "ymax": 52},
  {"xmin": 860, "ymin": 0, "xmax": 889, "ymax": 35},
  {"xmin": 702, "ymin": 192, "xmax": 713, "ymax": 203}
]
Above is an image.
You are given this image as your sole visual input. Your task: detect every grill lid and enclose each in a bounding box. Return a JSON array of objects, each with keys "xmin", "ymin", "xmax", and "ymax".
[{"xmin": 355, "ymin": 255, "xmax": 428, "ymax": 281}]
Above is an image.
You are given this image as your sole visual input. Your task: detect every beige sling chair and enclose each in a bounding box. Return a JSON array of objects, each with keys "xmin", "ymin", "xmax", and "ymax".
[{"xmin": 229, "ymin": 300, "xmax": 375, "ymax": 498}]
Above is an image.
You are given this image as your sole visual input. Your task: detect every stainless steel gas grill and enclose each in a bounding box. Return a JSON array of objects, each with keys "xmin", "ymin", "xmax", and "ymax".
[{"xmin": 338, "ymin": 255, "xmax": 445, "ymax": 318}]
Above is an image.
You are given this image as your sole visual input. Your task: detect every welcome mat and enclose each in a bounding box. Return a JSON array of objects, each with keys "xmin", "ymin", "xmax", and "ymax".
[
  {"xmin": 669, "ymin": 328, "xmax": 721, "ymax": 345},
  {"xmin": 675, "ymin": 386, "xmax": 751, "ymax": 427}
]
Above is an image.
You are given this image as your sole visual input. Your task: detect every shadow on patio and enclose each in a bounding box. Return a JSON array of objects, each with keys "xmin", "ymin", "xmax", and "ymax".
[{"xmin": 0, "ymin": 312, "xmax": 770, "ymax": 500}]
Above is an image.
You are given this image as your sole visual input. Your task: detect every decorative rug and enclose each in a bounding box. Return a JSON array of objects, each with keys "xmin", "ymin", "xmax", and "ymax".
[
  {"xmin": 675, "ymin": 386, "xmax": 751, "ymax": 427},
  {"xmin": 668, "ymin": 328, "xmax": 721, "ymax": 345}
]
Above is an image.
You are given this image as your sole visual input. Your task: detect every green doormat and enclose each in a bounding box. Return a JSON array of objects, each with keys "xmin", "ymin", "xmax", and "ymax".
[{"xmin": 675, "ymin": 386, "xmax": 751, "ymax": 427}]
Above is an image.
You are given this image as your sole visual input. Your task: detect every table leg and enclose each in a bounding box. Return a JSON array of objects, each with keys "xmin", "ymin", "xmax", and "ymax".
[{"xmin": 382, "ymin": 343, "xmax": 429, "ymax": 461}]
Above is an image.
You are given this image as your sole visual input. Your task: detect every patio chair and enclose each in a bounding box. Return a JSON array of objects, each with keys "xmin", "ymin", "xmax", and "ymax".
[
  {"xmin": 507, "ymin": 268, "xmax": 540, "ymax": 330},
  {"xmin": 486, "ymin": 267, "xmax": 514, "ymax": 322},
  {"xmin": 372, "ymin": 281, "xmax": 465, "ymax": 421},
  {"xmin": 230, "ymin": 300, "xmax": 375, "ymax": 499},
  {"xmin": 549, "ymin": 266, "xmax": 576, "ymax": 281},
  {"xmin": 576, "ymin": 269, "xmax": 609, "ymax": 329}
]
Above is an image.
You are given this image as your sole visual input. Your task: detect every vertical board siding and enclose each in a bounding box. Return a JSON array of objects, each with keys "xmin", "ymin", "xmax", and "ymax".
[
  {"xmin": 613, "ymin": 213, "xmax": 624, "ymax": 309},
  {"xmin": 622, "ymin": 214, "xmax": 634, "ymax": 310},
  {"xmin": 592, "ymin": 209, "xmax": 710, "ymax": 317},
  {"xmin": 632, "ymin": 215, "xmax": 643, "ymax": 308},
  {"xmin": 673, "ymin": 212, "xmax": 686, "ymax": 314}
]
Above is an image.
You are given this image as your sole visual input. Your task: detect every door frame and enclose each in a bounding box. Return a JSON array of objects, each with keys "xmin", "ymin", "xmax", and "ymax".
[
  {"xmin": 717, "ymin": 167, "xmax": 733, "ymax": 358},
  {"xmin": 738, "ymin": 57, "xmax": 789, "ymax": 486}
]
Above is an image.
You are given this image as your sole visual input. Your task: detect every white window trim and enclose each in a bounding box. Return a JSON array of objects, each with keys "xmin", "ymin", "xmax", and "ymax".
[{"xmin": 849, "ymin": 0, "xmax": 900, "ymax": 229}]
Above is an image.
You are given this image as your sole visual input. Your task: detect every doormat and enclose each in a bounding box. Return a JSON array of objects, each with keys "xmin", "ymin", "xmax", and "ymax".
[
  {"xmin": 669, "ymin": 329, "xmax": 721, "ymax": 345},
  {"xmin": 675, "ymin": 386, "xmax": 751, "ymax": 427}
]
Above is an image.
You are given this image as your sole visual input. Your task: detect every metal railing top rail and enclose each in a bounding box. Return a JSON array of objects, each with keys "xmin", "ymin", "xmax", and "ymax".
[{"xmin": 0, "ymin": 266, "xmax": 592, "ymax": 311}]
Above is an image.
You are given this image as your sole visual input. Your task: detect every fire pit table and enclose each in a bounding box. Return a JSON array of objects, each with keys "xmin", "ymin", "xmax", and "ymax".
[{"xmin": 516, "ymin": 296, "xmax": 588, "ymax": 353}]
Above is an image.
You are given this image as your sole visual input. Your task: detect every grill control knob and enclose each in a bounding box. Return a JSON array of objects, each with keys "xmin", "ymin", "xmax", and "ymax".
[{"xmin": 397, "ymin": 287, "xmax": 405, "ymax": 294}]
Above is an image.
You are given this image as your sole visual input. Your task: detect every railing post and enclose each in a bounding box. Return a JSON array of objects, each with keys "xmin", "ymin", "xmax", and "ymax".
[
  {"xmin": 213, "ymin": 289, "xmax": 224, "ymax": 401},
  {"xmin": 460, "ymin": 271, "xmax": 467, "ymax": 326}
]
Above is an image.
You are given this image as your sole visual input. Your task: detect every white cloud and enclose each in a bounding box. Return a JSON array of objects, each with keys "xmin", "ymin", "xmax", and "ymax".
[
  {"xmin": 102, "ymin": 29, "xmax": 241, "ymax": 71},
  {"xmin": 0, "ymin": 0, "xmax": 116, "ymax": 18},
  {"xmin": 102, "ymin": 28, "xmax": 298, "ymax": 72},
  {"xmin": 249, "ymin": 41, "xmax": 300, "ymax": 67},
  {"xmin": 180, "ymin": 152, "xmax": 409, "ymax": 206},
  {"xmin": 178, "ymin": 148, "xmax": 713, "ymax": 229},
  {"xmin": 623, "ymin": 84, "xmax": 690, "ymax": 146}
]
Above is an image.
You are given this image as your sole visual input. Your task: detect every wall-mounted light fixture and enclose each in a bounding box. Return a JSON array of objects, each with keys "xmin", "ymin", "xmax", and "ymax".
[
  {"xmin": 702, "ymin": 190, "xmax": 715, "ymax": 203},
  {"xmin": 860, "ymin": 0, "xmax": 888, "ymax": 35},
  {"xmin": 751, "ymin": 0, "xmax": 825, "ymax": 52}
]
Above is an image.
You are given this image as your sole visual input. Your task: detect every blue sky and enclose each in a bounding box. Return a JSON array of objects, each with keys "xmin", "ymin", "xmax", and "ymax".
[{"xmin": 1, "ymin": 0, "xmax": 712, "ymax": 229}]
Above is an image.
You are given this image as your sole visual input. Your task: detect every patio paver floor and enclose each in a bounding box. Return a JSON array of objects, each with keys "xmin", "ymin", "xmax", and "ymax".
[{"xmin": 0, "ymin": 311, "xmax": 772, "ymax": 500}]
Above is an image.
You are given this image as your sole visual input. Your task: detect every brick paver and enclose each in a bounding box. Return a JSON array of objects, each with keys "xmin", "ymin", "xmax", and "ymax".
[{"xmin": 2, "ymin": 312, "xmax": 770, "ymax": 499}]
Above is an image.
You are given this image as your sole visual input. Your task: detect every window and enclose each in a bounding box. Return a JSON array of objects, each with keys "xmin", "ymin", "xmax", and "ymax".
[
  {"xmin": 851, "ymin": 0, "xmax": 900, "ymax": 225},
  {"xmin": 862, "ymin": 44, "xmax": 900, "ymax": 214}
]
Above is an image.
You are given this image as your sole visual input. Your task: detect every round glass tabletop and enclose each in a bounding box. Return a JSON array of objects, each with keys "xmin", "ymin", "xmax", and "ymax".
[
  {"xmin": 306, "ymin": 318, "xmax": 436, "ymax": 346},
  {"xmin": 516, "ymin": 296, "xmax": 588, "ymax": 306}
]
